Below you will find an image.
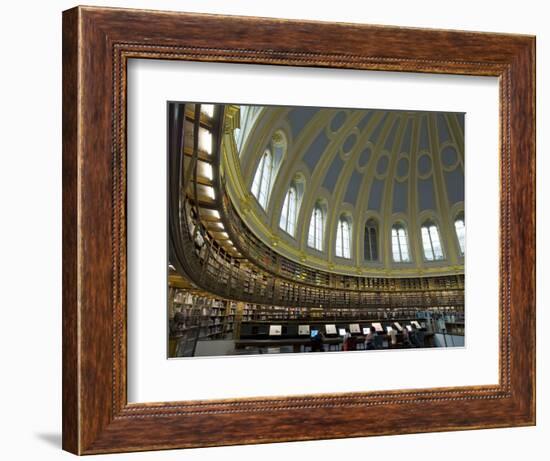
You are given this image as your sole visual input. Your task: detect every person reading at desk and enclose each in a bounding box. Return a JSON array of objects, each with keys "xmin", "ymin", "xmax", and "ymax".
[
  {"xmin": 410, "ymin": 324, "xmax": 425, "ymax": 348},
  {"xmin": 365, "ymin": 326, "xmax": 377, "ymax": 350},
  {"xmin": 402, "ymin": 326, "xmax": 411, "ymax": 347},
  {"xmin": 388, "ymin": 328, "xmax": 398, "ymax": 348},
  {"xmin": 343, "ymin": 332, "xmax": 357, "ymax": 351},
  {"xmin": 311, "ymin": 330, "xmax": 324, "ymax": 352}
]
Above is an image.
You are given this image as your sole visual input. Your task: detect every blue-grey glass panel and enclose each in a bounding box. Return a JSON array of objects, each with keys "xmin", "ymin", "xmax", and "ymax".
[
  {"xmin": 437, "ymin": 113, "xmax": 451, "ymax": 143},
  {"xmin": 368, "ymin": 178, "xmax": 385, "ymax": 211},
  {"xmin": 418, "ymin": 154, "xmax": 432, "ymax": 176},
  {"xmin": 456, "ymin": 113, "xmax": 465, "ymax": 135},
  {"xmin": 445, "ymin": 168, "xmax": 465, "ymax": 204},
  {"xmin": 369, "ymin": 113, "xmax": 389, "ymax": 145},
  {"xmin": 400, "ymin": 119, "xmax": 413, "ymax": 154},
  {"xmin": 393, "ymin": 180, "xmax": 408, "ymax": 213},
  {"xmin": 383, "ymin": 118, "xmax": 400, "ymax": 150},
  {"xmin": 441, "ymin": 146, "xmax": 458, "ymax": 167},
  {"xmin": 344, "ymin": 170, "xmax": 363, "ymax": 205},
  {"xmin": 322, "ymin": 154, "xmax": 344, "ymax": 192},
  {"xmin": 419, "ymin": 116, "xmax": 430, "ymax": 150},
  {"xmin": 357, "ymin": 111, "xmax": 375, "ymax": 131},
  {"xmin": 343, "ymin": 133, "xmax": 357, "ymax": 153},
  {"xmin": 376, "ymin": 155, "xmax": 389, "ymax": 175},
  {"xmin": 302, "ymin": 130, "xmax": 329, "ymax": 172},
  {"xmin": 396, "ymin": 157, "xmax": 409, "ymax": 177},
  {"xmin": 358, "ymin": 147, "xmax": 371, "ymax": 167},
  {"xmin": 287, "ymin": 107, "xmax": 319, "ymax": 139},
  {"xmin": 330, "ymin": 111, "xmax": 346, "ymax": 131},
  {"xmin": 418, "ymin": 177, "xmax": 435, "ymax": 210}
]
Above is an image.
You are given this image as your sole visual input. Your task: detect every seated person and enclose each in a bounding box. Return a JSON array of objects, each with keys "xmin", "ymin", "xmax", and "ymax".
[
  {"xmin": 365, "ymin": 326, "xmax": 377, "ymax": 350},
  {"xmin": 416, "ymin": 327, "xmax": 426, "ymax": 348},
  {"xmin": 401, "ymin": 326, "xmax": 411, "ymax": 347},
  {"xmin": 388, "ymin": 328, "xmax": 398, "ymax": 348},
  {"xmin": 410, "ymin": 324, "xmax": 425, "ymax": 348},
  {"xmin": 374, "ymin": 333, "xmax": 384, "ymax": 349},
  {"xmin": 311, "ymin": 330, "xmax": 324, "ymax": 352},
  {"xmin": 343, "ymin": 333, "xmax": 357, "ymax": 351},
  {"xmin": 348, "ymin": 334, "xmax": 357, "ymax": 351}
]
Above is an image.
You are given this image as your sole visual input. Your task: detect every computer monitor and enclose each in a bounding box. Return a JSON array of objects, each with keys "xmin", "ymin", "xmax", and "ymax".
[
  {"xmin": 298, "ymin": 325, "xmax": 310, "ymax": 336},
  {"xmin": 386, "ymin": 326, "xmax": 393, "ymax": 333},
  {"xmin": 338, "ymin": 328, "xmax": 347, "ymax": 336},
  {"xmin": 406, "ymin": 325, "xmax": 413, "ymax": 332},
  {"xmin": 325, "ymin": 324, "xmax": 337, "ymax": 335},
  {"xmin": 269, "ymin": 325, "xmax": 282, "ymax": 336},
  {"xmin": 394, "ymin": 322, "xmax": 403, "ymax": 331},
  {"xmin": 362, "ymin": 327, "xmax": 370, "ymax": 335},
  {"xmin": 349, "ymin": 323, "xmax": 361, "ymax": 334},
  {"xmin": 372, "ymin": 322, "xmax": 384, "ymax": 332},
  {"xmin": 412, "ymin": 320, "xmax": 421, "ymax": 329},
  {"xmin": 310, "ymin": 329, "xmax": 319, "ymax": 338}
]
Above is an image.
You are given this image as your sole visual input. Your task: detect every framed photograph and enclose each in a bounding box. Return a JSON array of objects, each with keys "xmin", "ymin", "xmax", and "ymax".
[{"xmin": 62, "ymin": 5, "xmax": 535, "ymax": 455}]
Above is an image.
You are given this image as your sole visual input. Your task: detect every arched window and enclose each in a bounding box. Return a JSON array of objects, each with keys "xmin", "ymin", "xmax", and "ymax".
[
  {"xmin": 364, "ymin": 219, "xmax": 378, "ymax": 261},
  {"xmin": 308, "ymin": 204, "xmax": 325, "ymax": 251},
  {"xmin": 391, "ymin": 224, "xmax": 410, "ymax": 262},
  {"xmin": 251, "ymin": 150, "xmax": 273, "ymax": 209},
  {"xmin": 234, "ymin": 106, "xmax": 262, "ymax": 153},
  {"xmin": 280, "ymin": 186, "xmax": 298, "ymax": 236},
  {"xmin": 335, "ymin": 216, "xmax": 352, "ymax": 259},
  {"xmin": 454, "ymin": 215, "xmax": 465, "ymax": 255},
  {"xmin": 421, "ymin": 221, "xmax": 444, "ymax": 261}
]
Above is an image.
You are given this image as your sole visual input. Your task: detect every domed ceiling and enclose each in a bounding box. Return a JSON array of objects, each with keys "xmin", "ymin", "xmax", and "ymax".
[{"xmin": 221, "ymin": 105, "xmax": 465, "ymax": 277}]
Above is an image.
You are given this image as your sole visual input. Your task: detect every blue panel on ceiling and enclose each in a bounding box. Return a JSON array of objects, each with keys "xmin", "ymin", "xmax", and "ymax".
[
  {"xmin": 369, "ymin": 113, "xmax": 389, "ymax": 145},
  {"xmin": 419, "ymin": 116, "xmax": 430, "ymax": 150},
  {"xmin": 396, "ymin": 157, "xmax": 409, "ymax": 177},
  {"xmin": 393, "ymin": 180, "xmax": 408, "ymax": 213},
  {"xmin": 441, "ymin": 145, "xmax": 458, "ymax": 167},
  {"xmin": 343, "ymin": 133, "xmax": 357, "ymax": 153},
  {"xmin": 368, "ymin": 178, "xmax": 385, "ymax": 211},
  {"xmin": 445, "ymin": 168, "xmax": 465, "ymax": 204},
  {"xmin": 376, "ymin": 155, "xmax": 389, "ymax": 175},
  {"xmin": 418, "ymin": 177, "xmax": 435, "ymax": 210},
  {"xmin": 322, "ymin": 155, "xmax": 344, "ymax": 192},
  {"xmin": 302, "ymin": 130, "xmax": 329, "ymax": 173},
  {"xmin": 456, "ymin": 113, "xmax": 465, "ymax": 134},
  {"xmin": 330, "ymin": 111, "xmax": 346, "ymax": 131},
  {"xmin": 344, "ymin": 170, "xmax": 363, "ymax": 205},
  {"xmin": 358, "ymin": 147, "xmax": 372, "ymax": 167},
  {"xmin": 400, "ymin": 119, "xmax": 413, "ymax": 154},
  {"xmin": 418, "ymin": 154, "xmax": 432, "ymax": 176},
  {"xmin": 437, "ymin": 113, "xmax": 451, "ymax": 143},
  {"xmin": 383, "ymin": 118, "xmax": 400, "ymax": 150},
  {"xmin": 286, "ymin": 107, "xmax": 319, "ymax": 140},
  {"xmin": 357, "ymin": 111, "xmax": 375, "ymax": 131}
]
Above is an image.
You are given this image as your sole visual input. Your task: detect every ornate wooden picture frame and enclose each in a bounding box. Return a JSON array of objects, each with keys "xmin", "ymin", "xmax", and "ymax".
[{"xmin": 62, "ymin": 5, "xmax": 535, "ymax": 455}]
